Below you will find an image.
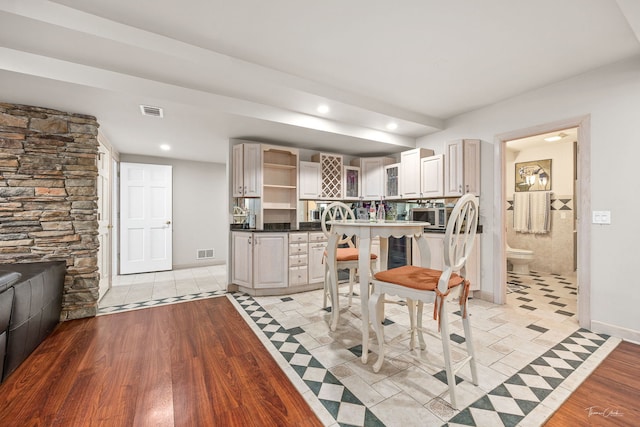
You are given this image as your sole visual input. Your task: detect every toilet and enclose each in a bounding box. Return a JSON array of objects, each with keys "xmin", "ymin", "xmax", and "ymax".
[{"xmin": 506, "ymin": 243, "xmax": 535, "ymax": 274}]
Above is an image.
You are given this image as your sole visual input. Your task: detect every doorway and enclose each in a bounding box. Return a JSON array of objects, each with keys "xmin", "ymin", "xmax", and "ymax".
[
  {"xmin": 495, "ymin": 116, "xmax": 591, "ymax": 329},
  {"xmin": 96, "ymin": 137, "xmax": 112, "ymax": 301},
  {"xmin": 120, "ymin": 162, "xmax": 173, "ymax": 274}
]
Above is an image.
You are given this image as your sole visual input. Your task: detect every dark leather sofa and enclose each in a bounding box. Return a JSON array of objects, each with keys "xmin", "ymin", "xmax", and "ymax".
[{"xmin": 0, "ymin": 261, "xmax": 65, "ymax": 382}]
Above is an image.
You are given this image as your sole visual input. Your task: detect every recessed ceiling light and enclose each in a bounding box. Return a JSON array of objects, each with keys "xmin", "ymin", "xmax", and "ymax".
[
  {"xmin": 386, "ymin": 122, "xmax": 398, "ymax": 131},
  {"xmin": 317, "ymin": 104, "xmax": 330, "ymax": 114},
  {"xmin": 160, "ymin": 144, "xmax": 171, "ymax": 151},
  {"xmin": 544, "ymin": 132, "xmax": 567, "ymax": 142}
]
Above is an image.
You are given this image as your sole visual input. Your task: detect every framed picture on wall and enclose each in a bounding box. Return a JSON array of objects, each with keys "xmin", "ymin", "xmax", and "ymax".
[{"xmin": 515, "ymin": 159, "xmax": 552, "ymax": 192}]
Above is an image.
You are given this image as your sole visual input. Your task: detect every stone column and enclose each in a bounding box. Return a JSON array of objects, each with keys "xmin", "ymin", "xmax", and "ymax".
[{"xmin": 0, "ymin": 102, "xmax": 99, "ymax": 319}]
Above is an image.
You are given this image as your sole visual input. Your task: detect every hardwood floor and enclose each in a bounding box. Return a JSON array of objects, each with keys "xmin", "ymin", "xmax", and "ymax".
[
  {"xmin": 0, "ymin": 297, "xmax": 322, "ymax": 427},
  {"xmin": 545, "ymin": 340, "xmax": 640, "ymax": 426}
]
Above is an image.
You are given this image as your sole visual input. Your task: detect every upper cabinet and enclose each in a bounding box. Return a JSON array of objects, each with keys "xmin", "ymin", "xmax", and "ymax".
[
  {"xmin": 312, "ymin": 153, "xmax": 343, "ymax": 199},
  {"xmin": 352, "ymin": 157, "xmax": 394, "ymax": 200},
  {"xmin": 232, "ymin": 143, "xmax": 262, "ymax": 198},
  {"xmin": 299, "ymin": 161, "xmax": 321, "ymax": 200},
  {"xmin": 420, "ymin": 154, "xmax": 444, "ymax": 198},
  {"xmin": 343, "ymin": 165, "xmax": 361, "ymax": 200},
  {"xmin": 444, "ymin": 139, "xmax": 480, "ymax": 197},
  {"xmin": 384, "ymin": 163, "xmax": 401, "ymax": 200},
  {"xmin": 400, "ymin": 148, "xmax": 434, "ymax": 199},
  {"xmin": 262, "ymin": 145, "xmax": 299, "ymax": 227}
]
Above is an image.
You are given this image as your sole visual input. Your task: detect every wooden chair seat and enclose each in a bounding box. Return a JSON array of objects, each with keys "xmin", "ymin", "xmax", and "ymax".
[{"xmin": 329, "ymin": 247, "xmax": 378, "ymax": 262}]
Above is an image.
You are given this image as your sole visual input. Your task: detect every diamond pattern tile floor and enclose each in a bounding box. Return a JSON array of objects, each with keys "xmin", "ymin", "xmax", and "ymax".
[{"xmin": 100, "ymin": 267, "xmax": 619, "ymax": 426}]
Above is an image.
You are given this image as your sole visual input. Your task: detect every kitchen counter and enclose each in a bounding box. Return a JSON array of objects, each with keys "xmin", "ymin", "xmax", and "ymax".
[
  {"xmin": 230, "ymin": 222, "xmax": 481, "ymax": 234},
  {"xmin": 230, "ymin": 222, "xmax": 322, "ymax": 232},
  {"xmin": 422, "ymin": 224, "xmax": 483, "ymax": 234}
]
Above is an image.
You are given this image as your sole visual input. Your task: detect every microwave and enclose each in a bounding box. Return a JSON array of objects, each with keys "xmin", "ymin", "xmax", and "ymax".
[{"xmin": 410, "ymin": 207, "xmax": 453, "ymax": 229}]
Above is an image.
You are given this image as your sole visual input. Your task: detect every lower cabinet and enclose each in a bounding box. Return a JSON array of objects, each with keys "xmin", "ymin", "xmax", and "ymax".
[
  {"xmin": 232, "ymin": 231, "xmax": 328, "ymax": 293},
  {"xmin": 232, "ymin": 231, "xmax": 288, "ymax": 289},
  {"xmin": 308, "ymin": 232, "xmax": 328, "ymax": 284},
  {"xmin": 231, "ymin": 232, "xmax": 252, "ymax": 287},
  {"xmin": 253, "ymin": 233, "xmax": 289, "ymax": 289},
  {"xmin": 289, "ymin": 233, "xmax": 308, "ymax": 288}
]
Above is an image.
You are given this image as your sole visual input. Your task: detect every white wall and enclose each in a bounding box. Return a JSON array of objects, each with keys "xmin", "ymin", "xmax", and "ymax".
[
  {"xmin": 120, "ymin": 154, "xmax": 227, "ymax": 269},
  {"xmin": 416, "ymin": 55, "xmax": 640, "ymax": 340}
]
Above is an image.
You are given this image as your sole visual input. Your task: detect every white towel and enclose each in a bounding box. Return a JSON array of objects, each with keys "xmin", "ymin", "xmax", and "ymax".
[
  {"xmin": 529, "ymin": 191, "xmax": 551, "ymax": 233},
  {"xmin": 513, "ymin": 192, "xmax": 530, "ymax": 232}
]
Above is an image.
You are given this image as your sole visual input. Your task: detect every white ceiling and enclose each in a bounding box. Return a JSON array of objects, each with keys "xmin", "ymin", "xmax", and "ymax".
[{"xmin": 1, "ymin": 0, "xmax": 639, "ymax": 163}]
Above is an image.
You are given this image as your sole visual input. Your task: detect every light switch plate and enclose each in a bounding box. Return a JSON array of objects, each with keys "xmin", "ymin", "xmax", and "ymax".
[{"xmin": 592, "ymin": 210, "xmax": 611, "ymax": 224}]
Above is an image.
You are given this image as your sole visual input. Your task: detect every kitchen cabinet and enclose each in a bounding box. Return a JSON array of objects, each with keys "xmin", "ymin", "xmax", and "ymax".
[
  {"xmin": 232, "ymin": 143, "xmax": 262, "ymax": 198},
  {"xmin": 444, "ymin": 139, "xmax": 480, "ymax": 197},
  {"xmin": 384, "ymin": 163, "xmax": 401, "ymax": 200},
  {"xmin": 352, "ymin": 157, "xmax": 394, "ymax": 200},
  {"xmin": 289, "ymin": 232, "xmax": 309, "ymax": 287},
  {"xmin": 420, "ymin": 154, "xmax": 444, "ymax": 198},
  {"xmin": 261, "ymin": 145, "xmax": 298, "ymax": 228},
  {"xmin": 299, "ymin": 161, "xmax": 321, "ymax": 199},
  {"xmin": 400, "ymin": 148, "xmax": 434, "ymax": 198},
  {"xmin": 232, "ymin": 231, "xmax": 288, "ymax": 289},
  {"xmin": 231, "ymin": 232, "xmax": 253, "ymax": 287},
  {"xmin": 312, "ymin": 153, "xmax": 343, "ymax": 199},
  {"xmin": 343, "ymin": 165, "xmax": 361, "ymax": 200},
  {"xmin": 253, "ymin": 233, "xmax": 289, "ymax": 289},
  {"xmin": 412, "ymin": 233, "xmax": 480, "ymax": 291},
  {"xmin": 308, "ymin": 232, "xmax": 328, "ymax": 284}
]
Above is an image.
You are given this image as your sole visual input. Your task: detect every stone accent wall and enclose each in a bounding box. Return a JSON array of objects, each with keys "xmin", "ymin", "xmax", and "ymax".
[{"xmin": 0, "ymin": 102, "xmax": 99, "ymax": 320}]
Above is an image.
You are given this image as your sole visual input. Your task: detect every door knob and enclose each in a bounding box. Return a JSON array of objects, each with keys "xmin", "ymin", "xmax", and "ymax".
[{"xmin": 166, "ymin": 220, "xmax": 171, "ymax": 225}]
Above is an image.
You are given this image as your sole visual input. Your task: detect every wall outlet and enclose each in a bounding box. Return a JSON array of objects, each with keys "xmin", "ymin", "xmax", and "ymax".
[{"xmin": 592, "ymin": 211, "xmax": 611, "ymax": 224}]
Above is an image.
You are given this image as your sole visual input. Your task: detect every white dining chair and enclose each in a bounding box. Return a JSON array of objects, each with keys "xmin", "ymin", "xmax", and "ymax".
[
  {"xmin": 321, "ymin": 202, "xmax": 377, "ymax": 316},
  {"xmin": 368, "ymin": 194, "xmax": 479, "ymax": 409}
]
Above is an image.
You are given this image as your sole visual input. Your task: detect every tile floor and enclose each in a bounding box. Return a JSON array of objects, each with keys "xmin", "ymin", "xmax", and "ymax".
[
  {"xmin": 98, "ymin": 265, "xmax": 227, "ymax": 314},
  {"xmin": 99, "ymin": 268, "xmax": 619, "ymax": 426}
]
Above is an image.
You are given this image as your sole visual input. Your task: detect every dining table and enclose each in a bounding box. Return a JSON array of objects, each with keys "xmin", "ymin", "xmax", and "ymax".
[{"xmin": 325, "ymin": 220, "xmax": 431, "ymax": 363}]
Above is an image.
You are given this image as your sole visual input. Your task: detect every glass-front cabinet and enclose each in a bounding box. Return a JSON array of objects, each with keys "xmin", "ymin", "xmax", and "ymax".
[
  {"xmin": 384, "ymin": 163, "xmax": 401, "ymax": 200},
  {"xmin": 343, "ymin": 165, "xmax": 361, "ymax": 200}
]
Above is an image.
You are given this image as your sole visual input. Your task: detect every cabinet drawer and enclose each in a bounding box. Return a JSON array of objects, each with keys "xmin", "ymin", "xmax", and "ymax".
[
  {"xmin": 289, "ymin": 254, "xmax": 308, "ymax": 267},
  {"xmin": 289, "ymin": 232, "xmax": 308, "ymax": 243},
  {"xmin": 289, "ymin": 242, "xmax": 308, "ymax": 255},
  {"xmin": 289, "ymin": 266, "xmax": 308, "ymax": 286},
  {"xmin": 308, "ymin": 232, "xmax": 327, "ymax": 243}
]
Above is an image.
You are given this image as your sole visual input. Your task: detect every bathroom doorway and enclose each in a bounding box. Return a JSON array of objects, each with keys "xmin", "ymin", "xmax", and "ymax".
[{"xmin": 495, "ymin": 116, "xmax": 591, "ymax": 329}]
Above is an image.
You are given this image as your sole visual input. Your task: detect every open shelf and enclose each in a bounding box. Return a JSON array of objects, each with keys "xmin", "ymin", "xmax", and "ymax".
[
  {"xmin": 264, "ymin": 184, "xmax": 296, "ymax": 189},
  {"xmin": 264, "ymin": 162, "xmax": 296, "ymax": 170}
]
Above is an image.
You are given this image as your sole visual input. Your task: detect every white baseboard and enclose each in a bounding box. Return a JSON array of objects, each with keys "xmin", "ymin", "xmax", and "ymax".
[
  {"xmin": 173, "ymin": 260, "xmax": 226, "ymax": 270},
  {"xmin": 591, "ymin": 320, "xmax": 640, "ymax": 344}
]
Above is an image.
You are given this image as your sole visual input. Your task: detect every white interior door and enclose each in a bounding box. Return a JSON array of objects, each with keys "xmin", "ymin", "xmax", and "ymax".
[
  {"xmin": 120, "ymin": 162, "xmax": 173, "ymax": 274},
  {"xmin": 96, "ymin": 138, "xmax": 112, "ymax": 300}
]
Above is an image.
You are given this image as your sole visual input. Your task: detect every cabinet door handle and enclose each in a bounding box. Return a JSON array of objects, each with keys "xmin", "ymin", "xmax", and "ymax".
[
  {"xmin": 466, "ymin": 184, "xmax": 469, "ymax": 192},
  {"xmin": 459, "ymin": 185, "xmax": 462, "ymax": 193}
]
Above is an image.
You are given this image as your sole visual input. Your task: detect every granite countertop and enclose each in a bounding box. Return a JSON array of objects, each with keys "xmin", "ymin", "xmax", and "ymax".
[
  {"xmin": 230, "ymin": 222, "xmax": 482, "ymax": 234},
  {"xmin": 230, "ymin": 222, "xmax": 322, "ymax": 232}
]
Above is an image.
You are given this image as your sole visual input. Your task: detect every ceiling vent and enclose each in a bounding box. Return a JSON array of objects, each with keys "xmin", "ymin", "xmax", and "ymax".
[{"xmin": 139, "ymin": 105, "xmax": 163, "ymax": 118}]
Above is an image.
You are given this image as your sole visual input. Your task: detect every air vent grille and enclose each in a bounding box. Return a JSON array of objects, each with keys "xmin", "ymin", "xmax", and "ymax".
[
  {"xmin": 196, "ymin": 249, "xmax": 215, "ymax": 260},
  {"xmin": 140, "ymin": 105, "xmax": 163, "ymax": 118}
]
